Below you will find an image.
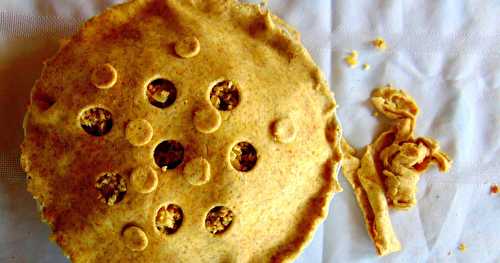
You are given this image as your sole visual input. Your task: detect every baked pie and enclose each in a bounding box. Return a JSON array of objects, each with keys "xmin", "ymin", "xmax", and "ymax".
[{"xmin": 20, "ymin": 0, "xmax": 342, "ymax": 262}]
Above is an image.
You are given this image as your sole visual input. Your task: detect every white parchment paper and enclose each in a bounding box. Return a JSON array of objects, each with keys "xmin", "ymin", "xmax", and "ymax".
[{"xmin": 1, "ymin": 1, "xmax": 499, "ymax": 262}]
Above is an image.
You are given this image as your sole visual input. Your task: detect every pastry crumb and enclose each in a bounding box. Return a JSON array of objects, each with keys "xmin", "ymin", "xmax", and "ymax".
[
  {"xmin": 458, "ymin": 243, "xmax": 467, "ymax": 252},
  {"xmin": 362, "ymin": 64, "xmax": 371, "ymax": 70},
  {"xmin": 344, "ymin": 50, "xmax": 359, "ymax": 68},
  {"xmin": 490, "ymin": 184, "xmax": 499, "ymax": 195},
  {"xmin": 372, "ymin": 37, "xmax": 387, "ymax": 51}
]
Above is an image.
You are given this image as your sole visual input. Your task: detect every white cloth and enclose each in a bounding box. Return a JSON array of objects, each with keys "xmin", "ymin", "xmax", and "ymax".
[{"xmin": 1, "ymin": 0, "xmax": 499, "ymax": 262}]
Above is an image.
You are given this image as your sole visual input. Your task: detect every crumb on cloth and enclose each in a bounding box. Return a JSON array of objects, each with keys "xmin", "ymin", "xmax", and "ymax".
[
  {"xmin": 344, "ymin": 50, "xmax": 359, "ymax": 68},
  {"xmin": 490, "ymin": 184, "xmax": 499, "ymax": 195},
  {"xmin": 458, "ymin": 243, "xmax": 467, "ymax": 252},
  {"xmin": 372, "ymin": 37, "xmax": 387, "ymax": 50}
]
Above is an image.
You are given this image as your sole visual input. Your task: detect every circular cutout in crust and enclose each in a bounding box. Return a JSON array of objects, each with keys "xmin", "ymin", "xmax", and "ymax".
[
  {"xmin": 79, "ymin": 107, "xmax": 113, "ymax": 136},
  {"xmin": 205, "ymin": 206, "xmax": 234, "ymax": 235},
  {"xmin": 95, "ymin": 172, "xmax": 127, "ymax": 206},
  {"xmin": 210, "ymin": 80, "xmax": 240, "ymax": 111},
  {"xmin": 230, "ymin": 142, "xmax": 258, "ymax": 172},
  {"xmin": 155, "ymin": 204, "xmax": 184, "ymax": 235},
  {"xmin": 146, "ymin": 79, "xmax": 177, "ymax": 109},
  {"xmin": 153, "ymin": 140, "xmax": 185, "ymax": 170}
]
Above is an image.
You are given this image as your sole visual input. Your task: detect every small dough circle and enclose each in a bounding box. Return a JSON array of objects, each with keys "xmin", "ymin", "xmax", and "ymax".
[
  {"xmin": 271, "ymin": 117, "xmax": 297, "ymax": 143},
  {"xmin": 183, "ymin": 157, "xmax": 211, "ymax": 185},
  {"xmin": 125, "ymin": 119, "xmax": 154, "ymax": 146},
  {"xmin": 193, "ymin": 107, "xmax": 221, "ymax": 134},
  {"xmin": 122, "ymin": 225, "xmax": 148, "ymax": 251},
  {"xmin": 130, "ymin": 166, "xmax": 158, "ymax": 194},
  {"xmin": 175, "ymin": 36, "xmax": 201, "ymax": 58},
  {"xmin": 91, "ymin": 63, "xmax": 118, "ymax": 89}
]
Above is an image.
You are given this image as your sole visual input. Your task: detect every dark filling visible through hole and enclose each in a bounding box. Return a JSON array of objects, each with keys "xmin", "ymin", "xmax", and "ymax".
[
  {"xmin": 230, "ymin": 142, "xmax": 257, "ymax": 172},
  {"xmin": 205, "ymin": 206, "xmax": 234, "ymax": 235},
  {"xmin": 154, "ymin": 140, "xmax": 184, "ymax": 170},
  {"xmin": 80, "ymin": 107, "xmax": 113, "ymax": 136},
  {"xmin": 156, "ymin": 204, "xmax": 183, "ymax": 235},
  {"xmin": 95, "ymin": 172, "xmax": 127, "ymax": 205},
  {"xmin": 210, "ymin": 80, "xmax": 240, "ymax": 111},
  {"xmin": 147, "ymin": 79, "xmax": 177, "ymax": 108}
]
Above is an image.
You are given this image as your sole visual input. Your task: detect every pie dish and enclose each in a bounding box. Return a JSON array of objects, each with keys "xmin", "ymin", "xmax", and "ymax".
[{"xmin": 20, "ymin": 0, "xmax": 342, "ymax": 262}]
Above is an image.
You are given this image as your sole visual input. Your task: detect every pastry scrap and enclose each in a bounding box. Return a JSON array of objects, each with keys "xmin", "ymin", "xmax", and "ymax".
[
  {"xmin": 372, "ymin": 37, "xmax": 387, "ymax": 51},
  {"xmin": 371, "ymin": 86, "xmax": 451, "ymax": 209},
  {"xmin": 458, "ymin": 243, "xmax": 467, "ymax": 252},
  {"xmin": 341, "ymin": 85, "xmax": 451, "ymax": 255},
  {"xmin": 20, "ymin": 0, "xmax": 343, "ymax": 262},
  {"xmin": 490, "ymin": 184, "xmax": 499, "ymax": 195},
  {"xmin": 344, "ymin": 50, "xmax": 359, "ymax": 68},
  {"xmin": 341, "ymin": 140, "xmax": 401, "ymax": 256}
]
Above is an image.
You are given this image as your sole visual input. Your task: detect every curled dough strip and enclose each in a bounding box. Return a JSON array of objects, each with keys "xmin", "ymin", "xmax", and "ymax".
[{"xmin": 341, "ymin": 85, "xmax": 452, "ymax": 255}]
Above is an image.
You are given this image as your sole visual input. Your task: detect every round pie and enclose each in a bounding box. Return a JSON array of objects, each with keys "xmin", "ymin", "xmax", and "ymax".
[{"xmin": 20, "ymin": 0, "xmax": 342, "ymax": 262}]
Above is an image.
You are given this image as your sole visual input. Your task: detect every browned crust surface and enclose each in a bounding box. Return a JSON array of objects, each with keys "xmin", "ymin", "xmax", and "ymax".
[{"xmin": 21, "ymin": 0, "xmax": 342, "ymax": 262}]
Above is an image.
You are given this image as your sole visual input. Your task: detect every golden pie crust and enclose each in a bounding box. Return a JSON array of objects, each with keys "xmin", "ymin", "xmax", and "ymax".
[{"xmin": 20, "ymin": 0, "xmax": 342, "ymax": 262}]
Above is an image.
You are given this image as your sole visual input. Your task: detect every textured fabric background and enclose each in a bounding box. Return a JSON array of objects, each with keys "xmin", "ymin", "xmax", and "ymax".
[{"xmin": 1, "ymin": 0, "xmax": 499, "ymax": 262}]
